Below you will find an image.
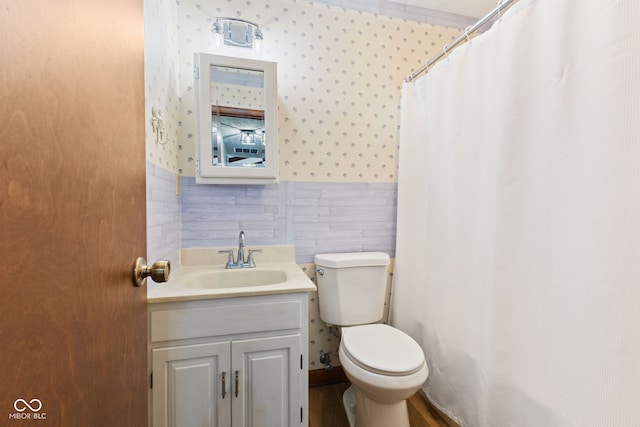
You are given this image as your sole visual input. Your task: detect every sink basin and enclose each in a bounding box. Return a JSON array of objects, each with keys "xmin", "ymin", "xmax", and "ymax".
[
  {"xmin": 148, "ymin": 247, "xmax": 317, "ymax": 302},
  {"xmin": 184, "ymin": 269, "xmax": 288, "ymax": 289}
]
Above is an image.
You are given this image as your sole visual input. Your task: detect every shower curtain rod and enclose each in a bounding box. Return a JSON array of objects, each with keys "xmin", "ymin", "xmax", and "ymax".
[{"xmin": 405, "ymin": 0, "xmax": 519, "ymax": 82}]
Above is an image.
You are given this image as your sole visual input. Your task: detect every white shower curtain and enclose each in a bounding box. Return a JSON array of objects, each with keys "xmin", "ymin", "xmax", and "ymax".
[{"xmin": 393, "ymin": 0, "xmax": 640, "ymax": 426}]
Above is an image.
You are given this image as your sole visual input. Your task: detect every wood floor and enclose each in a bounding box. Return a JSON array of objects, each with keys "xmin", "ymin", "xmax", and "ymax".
[{"xmin": 309, "ymin": 382, "xmax": 453, "ymax": 427}]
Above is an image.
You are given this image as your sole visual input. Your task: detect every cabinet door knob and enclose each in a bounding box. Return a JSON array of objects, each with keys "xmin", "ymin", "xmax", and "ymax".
[
  {"xmin": 234, "ymin": 370, "xmax": 240, "ymax": 398},
  {"xmin": 221, "ymin": 371, "xmax": 227, "ymax": 399}
]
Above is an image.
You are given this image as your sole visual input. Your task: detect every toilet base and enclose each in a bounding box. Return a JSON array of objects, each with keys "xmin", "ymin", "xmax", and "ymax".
[
  {"xmin": 342, "ymin": 384, "xmax": 410, "ymax": 427},
  {"xmin": 343, "ymin": 385, "xmax": 356, "ymax": 427}
]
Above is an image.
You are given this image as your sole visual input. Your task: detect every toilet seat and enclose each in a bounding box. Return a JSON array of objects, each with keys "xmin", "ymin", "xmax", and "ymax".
[{"xmin": 341, "ymin": 324, "xmax": 425, "ymax": 376}]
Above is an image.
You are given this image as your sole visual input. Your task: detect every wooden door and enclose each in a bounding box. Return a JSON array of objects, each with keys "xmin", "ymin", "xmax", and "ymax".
[{"xmin": 0, "ymin": 0, "xmax": 147, "ymax": 425}]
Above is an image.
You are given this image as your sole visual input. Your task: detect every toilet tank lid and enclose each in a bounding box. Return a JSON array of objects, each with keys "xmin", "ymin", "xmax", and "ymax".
[{"xmin": 314, "ymin": 252, "xmax": 390, "ymax": 268}]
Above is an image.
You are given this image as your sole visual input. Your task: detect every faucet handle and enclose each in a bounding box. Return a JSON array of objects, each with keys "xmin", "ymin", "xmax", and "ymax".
[
  {"xmin": 246, "ymin": 249, "xmax": 262, "ymax": 266},
  {"xmin": 218, "ymin": 250, "xmax": 235, "ymax": 267}
]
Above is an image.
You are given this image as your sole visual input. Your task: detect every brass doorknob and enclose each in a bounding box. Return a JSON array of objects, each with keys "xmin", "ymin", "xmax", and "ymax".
[{"xmin": 132, "ymin": 257, "xmax": 171, "ymax": 287}]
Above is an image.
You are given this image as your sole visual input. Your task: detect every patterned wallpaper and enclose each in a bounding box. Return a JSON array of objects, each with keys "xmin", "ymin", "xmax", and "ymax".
[
  {"xmin": 144, "ymin": 0, "xmax": 180, "ymax": 172},
  {"xmin": 212, "ymin": 68, "xmax": 265, "ymax": 110},
  {"xmin": 174, "ymin": 0, "xmax": 459, "ymax": 182},
  {"xmin": 143, "ymin": 0, "xmax": 461, "ymax": 179}
]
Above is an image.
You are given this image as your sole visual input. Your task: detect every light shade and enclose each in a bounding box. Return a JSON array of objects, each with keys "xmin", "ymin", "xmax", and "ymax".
[{"xmin": 212, "ymin": 18, "xmax": 263, "ymax": 51}]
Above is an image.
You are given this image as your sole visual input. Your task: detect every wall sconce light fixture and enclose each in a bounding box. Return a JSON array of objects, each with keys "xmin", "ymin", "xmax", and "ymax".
[
  {"xmin": 151, "ymin": 106, "xmax": 166, "ymax": 145},
  {"xmin": 212, "ymin": 18, "xmax": 263, "ymax": 51}
]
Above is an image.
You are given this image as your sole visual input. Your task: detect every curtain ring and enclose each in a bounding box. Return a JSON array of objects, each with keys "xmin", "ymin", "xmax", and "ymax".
[
  {"xmin": 442, "ymin": 44, "xmax": 449, "ymax": 58},
  {"xmin": 497, "ymin": 0, "xmax": 504, "ymax": 20},
  {"xmin": 464, "ymin": 26, "xmax": 472, "ymax": 43}
]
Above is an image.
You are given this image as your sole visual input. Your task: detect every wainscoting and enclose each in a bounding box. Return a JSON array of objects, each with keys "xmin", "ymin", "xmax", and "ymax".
[{"xmin": 179, "ymin": 179, "xmax": 398, "ymax": 264}]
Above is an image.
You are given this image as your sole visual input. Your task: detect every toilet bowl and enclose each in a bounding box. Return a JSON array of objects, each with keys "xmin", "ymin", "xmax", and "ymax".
[
  {"xmin": 314, "ymin": 252, "xmax": 429, "ymax": 427},
  {"xmin": 338, "ymin": 324, "xmax": 429, "ymax": 427}
]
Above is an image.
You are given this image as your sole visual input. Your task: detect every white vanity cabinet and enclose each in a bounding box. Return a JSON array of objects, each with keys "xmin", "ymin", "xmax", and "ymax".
[{"xmin": 148, "ymin": 292, "xmax": 308, "ymax": 427}]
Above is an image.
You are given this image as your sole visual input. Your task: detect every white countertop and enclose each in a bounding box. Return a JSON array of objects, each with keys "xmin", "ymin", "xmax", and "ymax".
[{"xmin": 148, "ymin": 246, "xmax": 316, "ymax": 303}]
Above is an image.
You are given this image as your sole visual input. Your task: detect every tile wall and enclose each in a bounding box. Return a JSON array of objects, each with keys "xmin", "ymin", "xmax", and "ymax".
[
  {"xmin": 146, "ymin": 162, "xmax": 181, "ymax": 293},
  {"xmin": 180, "ymin": 179, "xmax": 397, "ymax": 263}
]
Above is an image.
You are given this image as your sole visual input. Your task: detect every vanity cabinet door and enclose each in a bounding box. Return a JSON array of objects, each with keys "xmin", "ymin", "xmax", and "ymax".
[
  {"xmin": 152, "ymin": 342, "xmax": 232, "ymax": 427},
  {"xmin": 231, "ymin": 335, "xmax": 303, "ymax": 427}
]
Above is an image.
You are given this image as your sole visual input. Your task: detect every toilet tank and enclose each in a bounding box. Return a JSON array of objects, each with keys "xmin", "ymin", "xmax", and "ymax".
[{"xmin": 314, "ymin": 252, "xmax": 390, "ymax": 326}]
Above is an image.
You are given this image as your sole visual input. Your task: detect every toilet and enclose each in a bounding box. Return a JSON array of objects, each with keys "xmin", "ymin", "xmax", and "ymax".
[{"xmin": 314, "ymin": 252, "xmax": 429, "ymax": 427}]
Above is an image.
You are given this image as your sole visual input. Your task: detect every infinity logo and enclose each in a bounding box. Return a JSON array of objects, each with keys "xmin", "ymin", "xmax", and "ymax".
[{"xmin": 14, "ymin": 399, "xmax": 42, "ymax": 412}]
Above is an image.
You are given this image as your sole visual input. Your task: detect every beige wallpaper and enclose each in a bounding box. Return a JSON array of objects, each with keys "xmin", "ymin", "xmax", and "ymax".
[
  {"xmin": 144, "ymin": 0, "xmax": 180, "ymax": 173},
  {"xmin": 212, "ymin": 73, "xmax": 265, "ymax": 110},
  {"xmin": 174, "ymin": 0, "xmax": 459, "ymax": 182}
]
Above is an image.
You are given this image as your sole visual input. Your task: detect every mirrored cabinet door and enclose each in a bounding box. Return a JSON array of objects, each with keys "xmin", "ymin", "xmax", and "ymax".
[{"xmin": 195, "ymin": 53, "xmax": 278, "ymax": 184}]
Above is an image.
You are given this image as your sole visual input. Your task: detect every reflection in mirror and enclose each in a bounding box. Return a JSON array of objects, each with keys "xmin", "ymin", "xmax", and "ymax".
[
  {"xmin": 212, "ymin": 105, "xmax": 265, "ymax": 167},
  {"xmin": 211, "ymin": 65, "xmax": 266, "ymax": 168}
]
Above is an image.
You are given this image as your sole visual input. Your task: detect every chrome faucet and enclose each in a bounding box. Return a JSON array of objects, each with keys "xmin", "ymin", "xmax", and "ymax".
[
  {"xmin": 219, "ymin": 231, "xmax": 261, "ymax": 269},
  {"xmin": 237, "ymin": 231, "xmax": 246, "ymax": 265}
]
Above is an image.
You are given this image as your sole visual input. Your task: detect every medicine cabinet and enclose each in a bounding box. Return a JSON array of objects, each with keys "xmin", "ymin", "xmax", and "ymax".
[{"xmin": 194, "ymin": 53, "xmax": 278, "ymax": 184}]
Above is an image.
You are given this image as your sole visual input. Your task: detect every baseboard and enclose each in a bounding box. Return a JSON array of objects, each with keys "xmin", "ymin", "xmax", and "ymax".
[{"xmin": 309, "ymin": 366, "xmax": 348, "ymax": 387}]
